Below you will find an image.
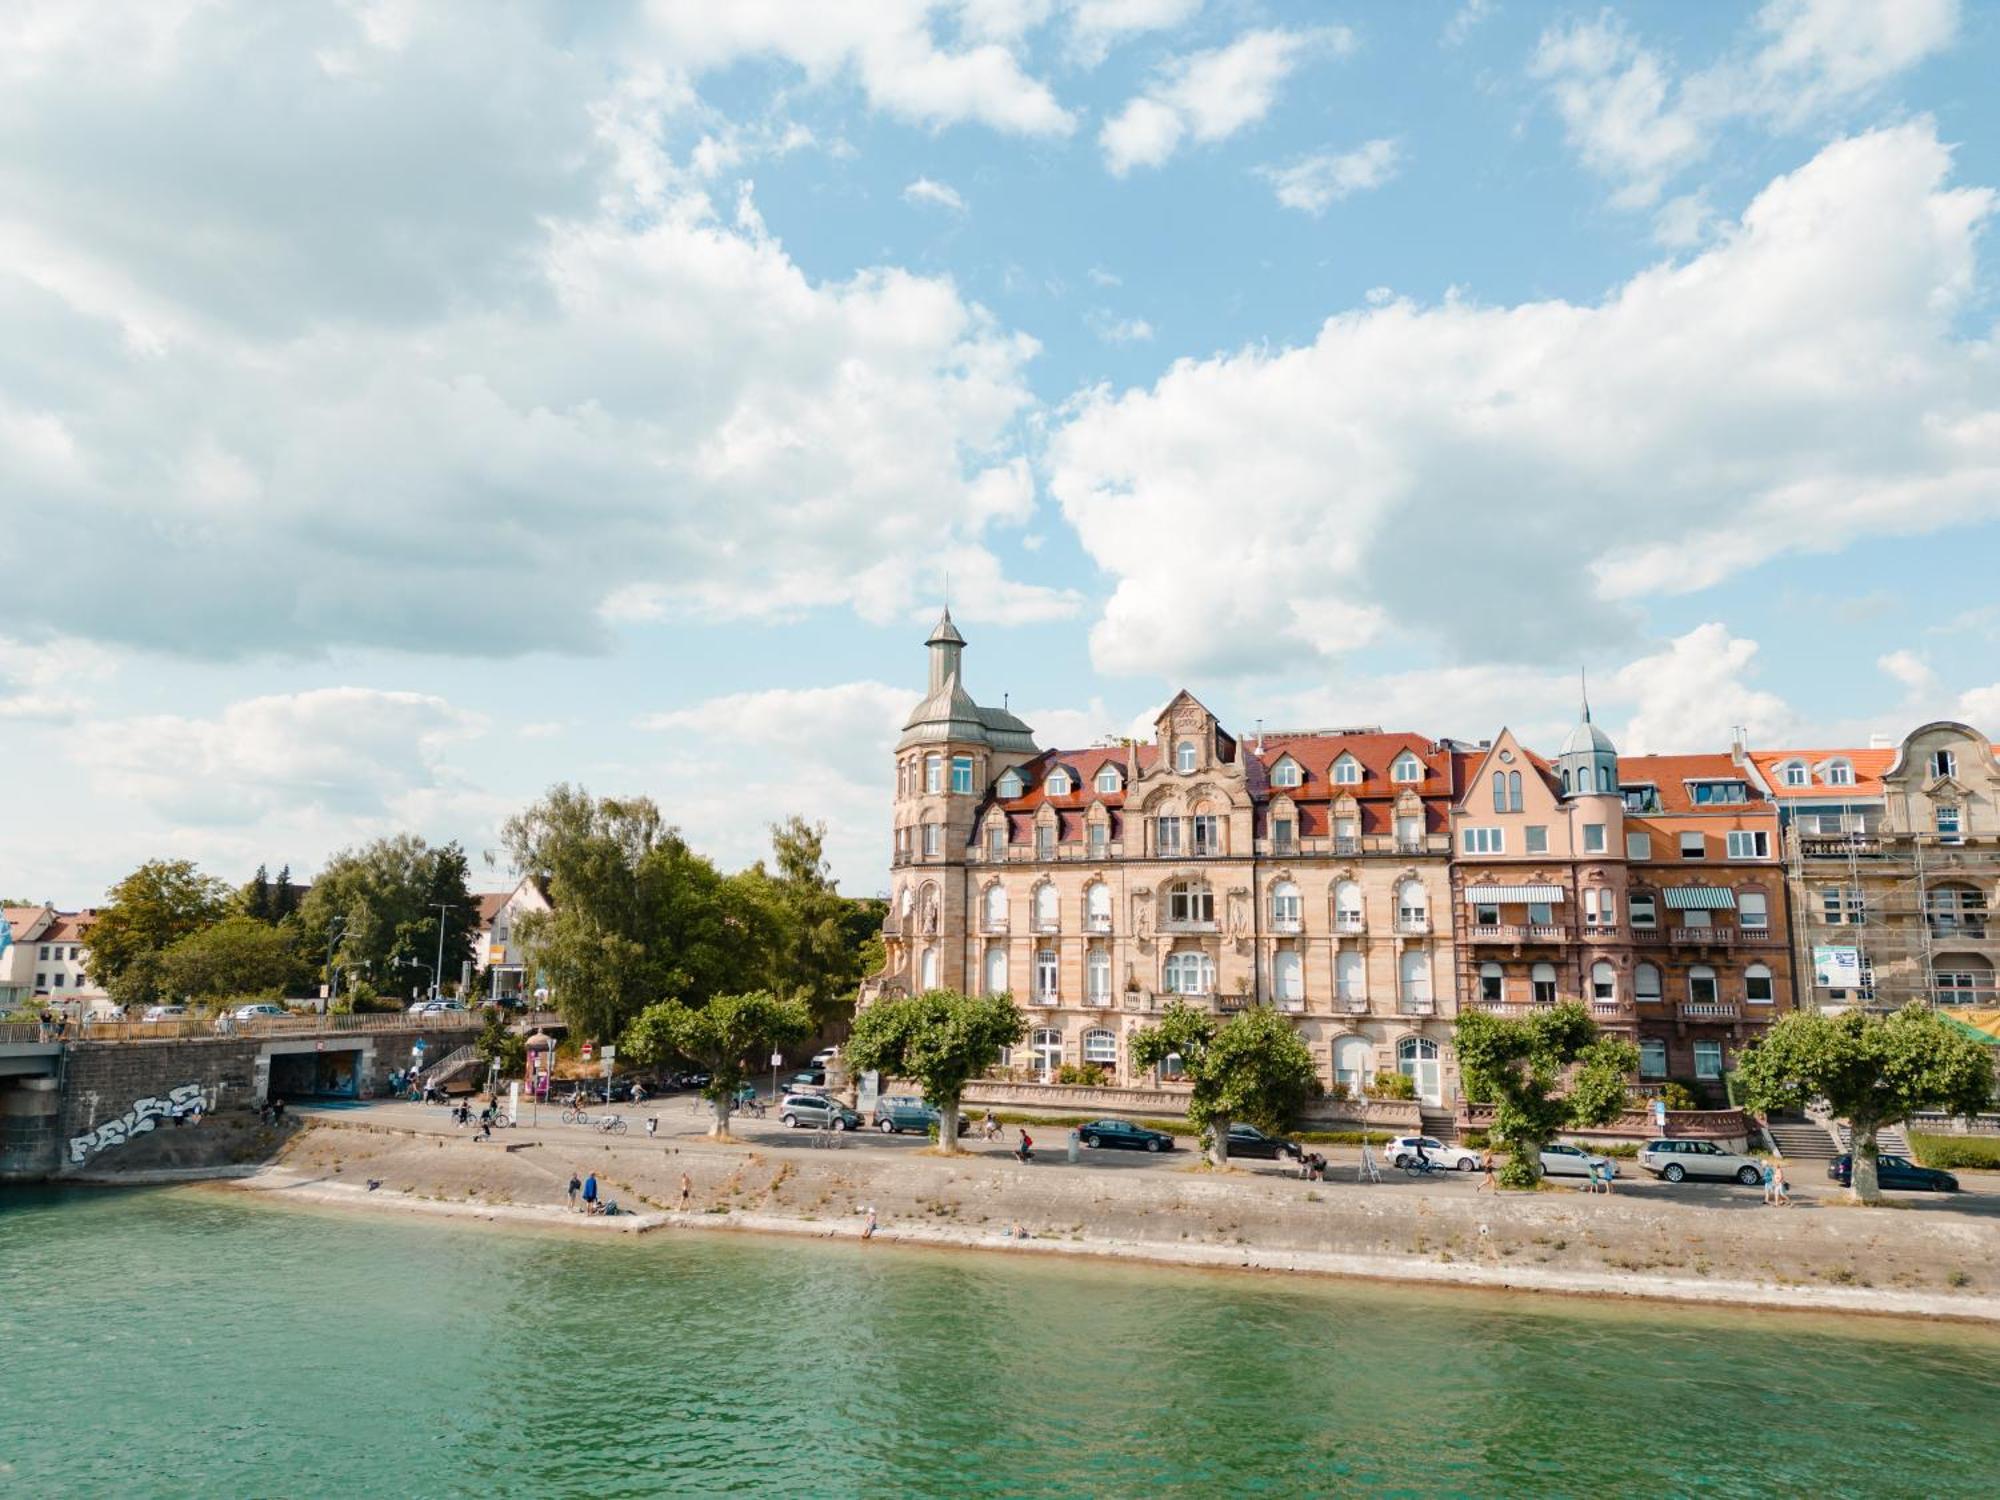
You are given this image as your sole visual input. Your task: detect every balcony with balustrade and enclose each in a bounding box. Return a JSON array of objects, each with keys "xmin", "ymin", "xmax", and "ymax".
[
  {"xmin": 1159, "ymin": 917, "xmax": 1220, "ymax": 935},
  {"xmin": 1085, "ymin": 913, "xmax": 1113, "ymax": 934},
  {"xmin": 980, "ymin": 914, "xmax": 1009, "ymax": 935},
  {"xmin": 1269, "ymin": 915, "xmax": 1303, "ymax": 935},
  {"xmin": 1668, "ymin": 926, "xmax": 1736, "ymax": 946},
  {"xmin": 1678, "ymin": 1001, "xmax": 1740, "ymax": 1022},
  {"xmin": 1395, "ymin": 914, "xmax": 1430, "ymax": 937},
  {"xmin": 1334, "ymin": 912, "xmax": 1365, "ymax": 935}
]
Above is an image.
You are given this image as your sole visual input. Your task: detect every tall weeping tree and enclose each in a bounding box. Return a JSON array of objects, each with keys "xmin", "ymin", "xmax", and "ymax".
[
  {"xmin": 1130, "ymin": 1002, "xmax": 1321, "ymax": 1165},
  {"xmin": 1455, "ymin": 1002, "xmax": 1638, "ymax": 1189},
  {"xmin": 623, "ymin": 991, "xmax": 810, "ymax": 1139},
  {"xmin": 1736, "ymin": 1004, "xmax": 1993, "ymax": 1204},
  {"xmin": 843, "ymin": 990, "xmax": 1024, "ymax": 1155}
]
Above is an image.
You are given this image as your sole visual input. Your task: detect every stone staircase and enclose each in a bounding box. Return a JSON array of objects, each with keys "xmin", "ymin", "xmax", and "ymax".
[
  {"xmin": 1763, "ymin": 1115, "xmax": 1840, "ymax": 1160},
  {"xmin": 420, "ymin": 1045, "xmax": 482, "ymax": 1090},
  {"xmin": 1419, "ymin": 1107, "xmax": 1460, "ymax": 1145},
  {"xmin": 1837, "ymin": 1123, "xmax": 1912, "ymax": 1158}
]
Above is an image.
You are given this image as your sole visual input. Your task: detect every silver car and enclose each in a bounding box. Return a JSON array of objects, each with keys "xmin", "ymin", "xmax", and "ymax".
[
  {"xmin": 1638, "ymin": 1139, "xmax": 1764, "ymax": 1186},
  {"xmin": 1539, "ymin": 1142, "xmax": 1617, "ymax": 1179}
]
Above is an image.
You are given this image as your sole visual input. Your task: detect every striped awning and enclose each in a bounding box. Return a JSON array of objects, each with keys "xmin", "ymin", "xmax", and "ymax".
[
  {"xmin": 1664, "ymin": 887, "xmax": 1737, "ymax": 910},
  {"xmin": 1462, "ymin": 885, "xmax": 1566, "ymax": 904}
]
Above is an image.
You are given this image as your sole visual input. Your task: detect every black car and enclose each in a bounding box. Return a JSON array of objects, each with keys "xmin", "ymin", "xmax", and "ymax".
[
  {"xmin": 1078, "ymin": 1119, "xmax": 1176, "ymax": 1153},
  {"xmin": 1826, "ymin": 1153, "xmax": 1958, "ymax": 1192},
  {"xmin": 1225, "ymin": 1124, "xmax": 1301, "ymax": 1160}
]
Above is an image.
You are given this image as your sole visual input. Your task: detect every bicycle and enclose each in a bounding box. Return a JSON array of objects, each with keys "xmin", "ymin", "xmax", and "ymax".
[
  {"xmin": 594, "ymin": 1114, "xmax": 628, "ymax": 1136},
  {"xmin": 1401, "ymin": 1157, "xmax": 1446, "ymax": 1180},
  {"xmin": 738, "ymin": 1096, "xmax": 768, "ymax": 1119},
  {"xmin": 560, "ymin": 1105, "xmax": 591, "ymax": 1127}
]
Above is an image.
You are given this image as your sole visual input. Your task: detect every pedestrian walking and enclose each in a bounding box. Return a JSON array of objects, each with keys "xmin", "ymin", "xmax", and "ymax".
[
  {"xmin": 1761, "ymin": 1158, "xmax": 1776, "ymax": 1205},
  {"xmin": 1773, "ymin": 1160, "xmax": 1792, "ymax": 1206},
  {"xmin": 567, "ymin": 1171, "xmax": 581, "ymax": 1211},
  {"xmin": 1015, "ymin": 1129, "xmax": 1033, "ymax": 1163},
  {"xmin": 1586, "ymin": 1159, "xmax": 1603, "ymax": 1195},
  {"xmin": 1477, "ymin": 1149, "xmax": 1496, "ymax": 1192},
  {"xmin": 645, "ymin": 1116, "xmax": 658, "ymax": 1139},
  {"xmin": 679, "ymin": 1171, "xmax": 692, "ymax": 1211},
  {"xmin": 582, "ymin": 1172, "xmax": 599, "ymax": 1214}
]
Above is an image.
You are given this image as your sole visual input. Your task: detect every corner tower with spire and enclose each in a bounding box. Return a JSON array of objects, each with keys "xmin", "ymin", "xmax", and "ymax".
[{"xmin": 1557, "ymin": 677, "xmax": 1620, "ymax": 799}]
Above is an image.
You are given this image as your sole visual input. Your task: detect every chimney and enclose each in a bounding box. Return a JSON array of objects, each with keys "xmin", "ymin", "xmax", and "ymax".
[
  {"xmin": 1868, "ymin": 732, "xmax": 1893, "ymax": 749},
  {"xmin": 1730, "ymin": 724, "xmax": 1748, "ymax": 766},
  {"xmin": 1255, "ymin": 718, "xmax": 1265, "ymax": 753}
]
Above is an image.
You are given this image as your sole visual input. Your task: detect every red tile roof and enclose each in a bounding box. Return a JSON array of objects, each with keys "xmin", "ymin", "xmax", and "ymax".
[
  {"xmin": 1745, "ymin": 748, "xmax": 1893, "ymax": 800},
  {"xmin": 1616, "ymin": 754, "xmax": 1774, "ymax": 815}
]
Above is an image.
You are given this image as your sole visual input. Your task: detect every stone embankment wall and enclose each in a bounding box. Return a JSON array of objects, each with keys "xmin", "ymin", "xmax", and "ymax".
[{"xmin": 951, "ymin": 1078, "xmax": 1426, "ymax": 1132}]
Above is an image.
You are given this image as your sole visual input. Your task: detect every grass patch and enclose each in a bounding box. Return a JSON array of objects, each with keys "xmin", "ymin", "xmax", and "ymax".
[{"xmin": 1909, "ymin": 1133, "xmax": 2000, "ymax": 1171}]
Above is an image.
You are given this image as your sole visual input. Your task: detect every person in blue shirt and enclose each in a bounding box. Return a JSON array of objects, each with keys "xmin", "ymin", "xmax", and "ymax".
[{"xmin": 582, "ymin": 1172, "xmax": 599, "ymax": 1214}]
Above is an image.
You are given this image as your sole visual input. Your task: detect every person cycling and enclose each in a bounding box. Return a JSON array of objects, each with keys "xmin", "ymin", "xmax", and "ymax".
[{"xmin": 1414, "ymin": 1138, "xmax": 1431, "ymax": 1171}]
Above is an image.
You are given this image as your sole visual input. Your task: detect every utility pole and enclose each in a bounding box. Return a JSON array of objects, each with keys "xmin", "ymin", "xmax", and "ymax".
[
  {"xmin": 325, "ymin": 916, "xmax": 347, "ymax": 1016},
  {"xmin": 430, "ymin": 903, "xmax": 458, "ymax": 1001}
]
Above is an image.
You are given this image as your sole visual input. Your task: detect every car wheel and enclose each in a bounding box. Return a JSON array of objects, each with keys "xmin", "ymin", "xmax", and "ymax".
[
  {"xmin": 1083, "ymin": 1134, "xmax": 1100, "ymax": 1148},
  {"xmin": 782, "ymin": 1114, "xmax": 798, "ymax": 1128},
  {"xmin": 1662, "ymin": 1163, "xmax": 1685, "ymax": 1183},
  {"xmin": 1737, "ymin": 1166, "xmax": 1761, "ymax": 1186},
  {"xmin": 1456, "ymin": 1158, "xmax": 1476, "ymax": 1172},
  {"xmin": 1392, "ymin": 1154, "xmax": 1410, "ymax": 1169},
  {"xmin": 878, "ymin": 1119, "xmax": 895, "ymax": 1134},
  {"xmin": 1145, "ymin": 1138, "xmax": 1162, "ymax": 1153},
  {"xmin": 836, "ymin": 1118, "xmax": 851, "ymax": 1132}
]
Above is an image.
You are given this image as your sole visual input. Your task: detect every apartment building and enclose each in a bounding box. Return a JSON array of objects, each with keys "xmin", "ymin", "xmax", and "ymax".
[
  {"xmin": 1749, "ymin": 722, "xmax": 1999, "ymax": 1013},
  {"xmin": 471, "ymin": 877, "xmax": 552, "ymax": 1002},
  {"xmin": 2, "ymin": 905, "xmax": 111, "ymax": 1015},
  {"xmin": 879, "ymin": 611, "xmax": 1466, "ymax": 1104}
]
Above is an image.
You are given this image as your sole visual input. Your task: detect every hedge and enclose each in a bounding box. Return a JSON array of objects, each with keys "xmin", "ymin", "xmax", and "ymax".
[{"xmin": 1909, "ymin": 1132, "xmax": 2000, "ymax": 1171}]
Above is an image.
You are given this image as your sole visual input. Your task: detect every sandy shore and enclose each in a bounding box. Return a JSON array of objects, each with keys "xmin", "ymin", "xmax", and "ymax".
[{"xmin": 193, "ymin": 1113, "xmax": 2000, "ymax": 1325}]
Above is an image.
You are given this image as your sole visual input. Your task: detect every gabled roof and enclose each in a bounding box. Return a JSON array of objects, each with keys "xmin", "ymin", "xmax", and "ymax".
[
  {"xmin": 988, "ymin": 745, "xmax": 1155, "ymax": 813},
  {"xmin": 5, "ymin": 905, "xmax": 55, "ymax": 943},
  {"xmin": 1246, "ymin": 730, "xmax": 1455, "ymax": 800},
  {"xmin": 1745, "ymin": 748, "xmax": 1892, "ymax": 800}
]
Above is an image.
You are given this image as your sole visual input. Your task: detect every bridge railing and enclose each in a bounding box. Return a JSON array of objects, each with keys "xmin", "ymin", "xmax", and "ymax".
[{"xmin": 67, "ymin": 1012, "xmax": 484, "ymax": 1043}]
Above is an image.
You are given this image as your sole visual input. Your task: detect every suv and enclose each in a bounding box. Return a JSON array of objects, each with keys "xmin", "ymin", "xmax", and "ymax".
[
  {"xmin": 1384, "ymin": 1135, "xmax": 1480, "ymax": 1172},
  {"xmin": 780, "ymin": 1093, "xmax": 860, "ymax": 1131},
  {"xmin": 1637, "ymin": 1139, "xmax": 1764, "ymax": 1185},
  {"xmin": 872, "ymin": 1096, "xmax": 967, "ymax": 1135}
]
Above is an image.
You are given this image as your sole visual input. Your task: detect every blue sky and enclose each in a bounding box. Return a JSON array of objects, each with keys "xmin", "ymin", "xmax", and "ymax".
[{"xmin": 3, "ymin": 0, "xmax": 1999, "ymax": 903}]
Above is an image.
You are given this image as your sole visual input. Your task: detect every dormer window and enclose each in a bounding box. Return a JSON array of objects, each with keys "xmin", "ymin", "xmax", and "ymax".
[
  {"xmin": 1780, "ymin": 760, "xmax": 1806, "ymax": 787},
  {"xmin": 1391, "ymin": 752, "xmax": 1422, "ymax": 783},
  {"xmin": 1622, "ymin": 785, "xmax": 1660, "ymax": 814},
  {"xmin": 1690, "ymin": 781, "xmax": 1747, "ymax": 806},
  {"xmin": 1175, "ymin": 740, "xmax": 1197, "ymax": 774},
  {"xmin": 996, "ymin": 770, "xmax": 1024, "ymax": 799},
  {"xmin": 1818, "ymin": 759, "xmax": 1852, "ymax": 787},
  {"xmin": 1095, "ymin": 766, "xmax": 1122, "ymax": 794},
  {"xmin": 1333, "ymin": 755, "xmax": 1361, "ymax": 785},
  {"xmin": 1046, "ymin": 769, "xmax": 1071, "ymax": 797},
  {"xmin": 1271, "ymin": 757, "xmax": 1302, "ymax": 789}
]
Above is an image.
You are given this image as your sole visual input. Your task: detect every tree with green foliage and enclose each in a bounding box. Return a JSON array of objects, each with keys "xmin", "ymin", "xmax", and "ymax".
[
  {"xmin": 272, "ymin": 865, "xmax": 299, "ymax": 920},
  {"xmin": 88, "ymin": 860, "xmax": 232, "ymax": 989},
  {"xmin": 296, "ymin": 836, "xmax": 477, "ymax": 1004},
  {"xmin": 843, "ymin": 989, "xmax": 1025, "ymax": 1154},
  {"xmin": 622, "ymin": 991, "xmax": 810, "ymax": 1138},
  {"xmin": 1735, "ymin": 1004, "xmax": 1994, "ymax": 1204},
  {"xmin": 733, "ymin": 817, "xmax": 890, "ymax": 1029},
  {"xmin": 475, "ymin": 1008, "xmax": 527, "ymax": 1079},
  {"xmin": 160, "ymin": 915, "xmax": 306, "ymax": 1004},
  {"xmin": 1130, "ymin": 1002, "xmax": 1321, "ymax": 1164},
  {"xmin": 1454, "ymin": 1002, "xmax": 1638, "ymax": 1188},
  {"xmin": 241, "ymin": 864, "xmax": 273, "ymax": 922}
]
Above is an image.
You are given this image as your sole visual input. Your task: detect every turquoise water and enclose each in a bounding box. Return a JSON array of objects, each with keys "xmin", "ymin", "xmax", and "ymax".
[{"xmin": 2, "ymin": 1189, "xmax": 1997, "ymax": 1498}]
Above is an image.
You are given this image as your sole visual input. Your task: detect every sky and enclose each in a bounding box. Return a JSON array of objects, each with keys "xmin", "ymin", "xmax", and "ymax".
[{"xmin": 5, "ymin": 0, "xmax": 2000, "ymax": 905}]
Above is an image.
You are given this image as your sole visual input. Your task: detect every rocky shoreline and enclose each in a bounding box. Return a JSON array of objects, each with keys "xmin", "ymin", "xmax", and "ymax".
[{"xmin": 184, "ymin": 1115, "xmax": 2000, "ymax": 1326}]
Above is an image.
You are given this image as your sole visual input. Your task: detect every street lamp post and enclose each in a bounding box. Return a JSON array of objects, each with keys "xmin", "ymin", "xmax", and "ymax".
[
  {"xmin": 429, "ymin": 902, "xmax": 458, "ymax": 1002},
  {"xmin": 325, "ymin": 917, "xmax": 347, "ymax": 1016}
]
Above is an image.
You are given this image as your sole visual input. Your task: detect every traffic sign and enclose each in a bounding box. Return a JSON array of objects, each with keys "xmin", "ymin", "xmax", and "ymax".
[
  {"xmin": 603, "ymin": 1045, "xmax": 617, "ymax": 1061},
  {"xmin": 581, "ymin": 1040, "xmax": 594, "ymax": 1062}
]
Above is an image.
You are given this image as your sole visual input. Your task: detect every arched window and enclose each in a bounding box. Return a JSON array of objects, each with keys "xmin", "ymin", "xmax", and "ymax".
[
  {"xmin": 1479, "ymin": 961, "xmax": 1504, "ymax": 1003},
  {"xmin": 1273, "ymin": 950, "xmax": 1303, "ymax": 1003},
  {"xmin": 1272, "ymin": 757, "xmax": 1302, "ymax": 788},
  {"xmin": 1635, "ymin": 962, "xmax": 1662, "ymax": 1003},
  {"xmin": 1398, "ymin": 1036, "xmax": 1440, "ymax": 1100},
  {"xmin": 1166, "ymin": 881, "xmax": 1214, "ymax": 925},
  {"xmin": 1083, "ymin": 1027, "xmax": 1117, "ymax": 1065},
  {"xmin": 983, "ymin": 884, "xmax": 1007, "ymax": 929},
  {"xmin": 1087, "ymin": 947, "xmax": 1111, "ymax": 999},
  {"xmin": 1164, "ymin": 950, "xmax": 1215, "ymax": 994},
  {"xmin": 1392, "ymin": 753, "xmax": 1422, "ymax": 783},
  {"xmin": 1334, "ymin": 755, "xmax": 1361, "ymax": 784},
  {"xmin": 1334, "ymin": 880, "xmax": 1363, "ymax": 930},
  {"xmin": 1336, "ymin": 949, "xmax": 1365, "ymax": 1001},
  {"xmin": 984, "ymin": 946, "xmax": 1008, "ymax": 995},
  {"xmin": 1745, "ymin": 962, "xmax": 1774, "ymax": 1004},
  {"xmin": 1491, "ymin": 771, "xmax": 1506, "ymax": 813},
  {"xmin": 899, "ymin": 886, "xmax": 913, "ymax": 918},
  {"xmin": 1822, "ymin": 759, "xmax": 1853, "ymax": 786},
  {"xmin": 1508, "ymin": 771, "xmax": 1522, "ymax": 811},
  {"xmin": 1033, "ymin": 883, "xmax": 1059, "ymax": 930},
  {"xmin": 1086, "ymin": 882, "xmax": 1112, "ymax": 928},
  {"xmin": 1030, "ymin": 1027, "xmax": 1063, "ymax": 1076},
  {"xmin": 1175, "ymin": 740, "xmax": 1197, "ymax": 774},
  {"xmin": 1598, "ymin": 765, "xmax": 1614, "ymax": 792},
  {"xmin": 1095, "ymin": 765, "xmax": 1122, "ymax": 794},
  {"xmin": 1688, "ymin": 964, "xmax": 1719, "ymax": 1004},
  {"xmin": 1398, "ymin": 949, "xmax": 1431, "ymax": 1003},
  {"xmin": 1271, "ymin": 880, "xmax": 1301, "ymax": 927},
  {"xmin": 1561, "ymin": 767, "xmax": 1572, "ymax": 794},
  {"xmin": 1046, "ymin": 768, "xmax": 1070, "ymax": 796},
  {"xmin": 920, "ymin": 947, "xmax": 939, "ymax": 988},
  {"xmin": 1396, "ymin": 879, "xmax": 1427, "ymax": 929},
  {"xmin": 1334, "ymin": 1036, "xmax": 1371, "ymax": 1094},
  {"xmin": 1591, "ymin": 960, "xmax": 1617, "ymax": 1003},
  {"xmin": 1530, "ymin": 962, "xmax": 1557, "ymax": 1004},
  {"xmin": 1780, "ymin": 760, "xmax": 1806, "ymax": 786}
]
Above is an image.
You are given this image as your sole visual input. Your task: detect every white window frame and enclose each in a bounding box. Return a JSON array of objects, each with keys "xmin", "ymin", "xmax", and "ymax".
[
  {"xmin": 1333, "ymin": 756, "xmax": 1361, "ymax": 785},
  {"xmin": 1095, "ymin": 766, "xmax": 1121, "ymax": 794},
  {"xmin": 1738, "ymin": 892, "xmax": 1768, "ymax": 931},
  {"xmin": 1082, "ymin": 1026, "xmax": 1116, "ymax": 1064},
  {"xmin": 1462, "ymin": 827, "xmax": 1504, "ymax": 855},
  {"xmin": 1154, "ymin": 816, "xmax": 1182, "ymax": 856},
  {"xmin": 1271, "ymin": 881, "xmax": 1302, "ymax": 925},
  {"xmin": 922, "ymin": 823, "xmax": 941, "ymax": 856},
  {"xmin": 1035, "ymin": 948, "xmax": 1059, "ymax": 999},
  {"xmin": 1781, "ymin": 760, "xmax": 1806, "ymax": 787},
  {"xmin": 1745, "ymin": 963, "xmax": 1774, "ymax": 1004},
  {"xmin": 1087, "ymin": 948, "xmax": 1111, "ymax": 999},
  {"xmin": 1639, "ymin": 1039, "xmax": 1668, "ymax": 1078},
  {"xmin": 1272, "ymin": 758, "xmax": 1302, "ymax": 788},
  {"xmin": 1822, "ymin": 760, "xmax": 1852, "ymax": 786},
  {"xmin": 997, "ymin": 770, "xmax": 1023, "ymax": 799},
  {"xmin": 1391, "ymin": 753, "xmax": 1422, "ymax": 783},
  {"xmin": 1688, "ymin": 966, "xmax": 1719, "ymax": 1005},
  {"xmin": 1530, "ymin": 962, "xmax": 1557, "ymax": 1005},
  {"xmin": 1726, "ymin": 830, "xmax": 1770, "ymax": 859},
  {"xmin": 924, "ymin": 754, "xmax": 942, "ymax": 793},
  {"xmin": 1175, "ymin": 740, "xmax": 1197, "ymax": 774},
  {"xmin": 1591, "ymin": 961, "xmax": 1616, "ymax": 1002},
  {"xmin": 1046, "ymin": 770, "xmax": 1070, "ymax": 796},
  {"xmin": 1693, "ymin": 1040, "xmax": 1723, "ymax": 1081},
  {"xmin": 1931, "ymin": 748, "xmax": 1957, "ymax": 780}
]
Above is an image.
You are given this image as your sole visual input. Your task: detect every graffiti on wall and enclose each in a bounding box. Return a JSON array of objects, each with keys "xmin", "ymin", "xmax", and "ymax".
[{"xmin": 67, "ymin": 1083, "xmax": 208, "ymax": 1166}]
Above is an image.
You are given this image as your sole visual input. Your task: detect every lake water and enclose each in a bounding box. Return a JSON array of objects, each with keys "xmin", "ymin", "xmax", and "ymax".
[{"xmin": 2, "ymin": 1187, "xmax": 1996, "ymax": 1498}]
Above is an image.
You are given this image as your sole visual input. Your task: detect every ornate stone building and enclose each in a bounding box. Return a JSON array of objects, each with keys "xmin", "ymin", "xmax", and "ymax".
[{"xmin": 878, "ymin": 612, "xmax": 1466, "ymax": 1106}]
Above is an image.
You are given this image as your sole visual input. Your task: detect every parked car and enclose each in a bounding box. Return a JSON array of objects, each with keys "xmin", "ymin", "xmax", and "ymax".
[
  {"xmin": 140, "ymin": 1005, "xmax": 188, "ymax": 1022},
  {"xmin": 779, "ymin": 1093, "xmax": 859, "ymax": 1131},
  {"xmin": 1637, "ymin": 1139, "xmax": 1765, "ymax": 1185},
  {"xmin": 1225, "ymin": 1124, "xmax": 1301, "ymax": 1160},
  {"xmin": 1078, "ymin": 1119, "xmax": 1176, "ymax": 1153},
  {"xmin": 420, "ymin": 1000, "xmax": 469, "ymax": 1015},
  {"xmin": 873, "ymin": 1096, "xmax": 967, "ymax": 1135},
  {"xmin": 1384, "ymin": 1135, "xmax": 1480, "ymax": 1172},
  {"xmin": 1539, "ymin": 1142, "xmax": 1618, "ymax": 1179},
  {"xmin": 230, "ymin": 1003, "xmax": 288, "ymax": 1021},
  {"xmin": 672, "ymin": 1070, "xmax": 712, "ymax": 1090},
  {"xmin": 811, "ymin": 1047, "xmax": 840, "ymax": 1067},
  {"xmin": 784, "ymin": 1068, "xmax": 827, "ymax": 1093},
  {"xmin": 1826, "ymin": 1153, "xmax": 1958, "ymax": 1192}
]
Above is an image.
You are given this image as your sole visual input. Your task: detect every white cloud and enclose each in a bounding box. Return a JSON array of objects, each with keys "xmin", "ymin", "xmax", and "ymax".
[
  {"xmin": 1957, "ymin": 683, "xmax": 2000, "ymax": 732},
  {"xmin": 1258, "ymin": 138, "xmax": 1402, "ymax": 215},
  {"xmin": 1087, "ymin": 309, "xmax": 1155, "ymax": 344},
  {"xmin": 1047, "ymin": 124, "xmax": 2000, "ymax": 682},
  {"xmin": 0, "ymin": 5, "xmax": 1071, "ymax": 658},
  {"xmin": 1443, "ymin": 0, "xmax": 1495, "ymax": 49},
  {"xmin": 77, "ymin": 688, "xmax": 487, "ymax": 825},
  {"xmin": 1065, "ymin": 0, "xmax": 1203, "ymax": 65},
  {"xmin": 1533, "ymin": 0, "xmax": 1960, "ymax": 208},
  {"xmin": 0, "ymin": 636, "xmax": 117, "ymax": 722},
  {"xmin": 1610, "ymin": 625, "xmax": 1796, "ymax": 752},
  {"xmin": 902, "ymin": 176, "xmax": 968, "ymax": 213},
  {"xmin": 1099, "ymin": 27, "xmax": 1351, "ymax": 174},
  {"xmin": 642, "ymin": 1, "xmax": 1076, "ymax": 137},
  {"xmin": 1877, "ymin": 648, "xmax": 1940, "ymax": 700}
]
